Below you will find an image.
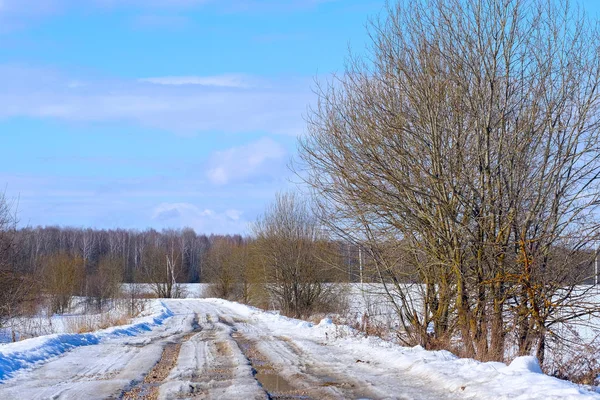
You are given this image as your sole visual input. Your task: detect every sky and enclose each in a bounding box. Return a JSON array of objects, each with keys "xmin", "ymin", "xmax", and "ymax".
[
  {"xmin": 2, "ymin": 0, "xmax": 600, "ymax": 235},
  {"xmin": 0, "ymin": 0, "xmax": 388, "ymax": 234}
]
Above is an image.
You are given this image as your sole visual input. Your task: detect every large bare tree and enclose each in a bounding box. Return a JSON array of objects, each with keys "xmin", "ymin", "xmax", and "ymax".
[{"xmin": 299, "ymin": 0, "xmax": 600, "ymax": 364}]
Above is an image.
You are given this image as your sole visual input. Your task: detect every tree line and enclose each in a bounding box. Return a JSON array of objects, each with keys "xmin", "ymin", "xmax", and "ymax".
[
  {"xmin": 0, "ymin": 192, "xmax": 362, "ymax": 327},
  {"xmin": 9, "ymin": 226, "xmax": 215, "ymax": 283}
]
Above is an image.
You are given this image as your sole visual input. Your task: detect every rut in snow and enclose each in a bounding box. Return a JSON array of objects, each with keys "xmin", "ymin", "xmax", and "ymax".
[{"xmin": 121, "ymin": 313, "xmax": 201, "ymax": 400}]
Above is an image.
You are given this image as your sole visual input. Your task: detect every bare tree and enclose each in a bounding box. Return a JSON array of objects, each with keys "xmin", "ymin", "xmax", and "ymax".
[
  {"xmin": 88, "ymin": 255, "xmax": 123, "ymax": 311},
  {"xmin": 253, "ymin": 192, "xmax": 344, "ymax": 318},
  {"xmin": 299, "ymin": 0, "xmax": 600, "ymax": 364},
  {"xmin": 0, "ymin": 191, "xmax": 35, "ymax": 334},
  {"xmin": 142, "ymin": 245, "xmax": 180, "ymax": 298},
  {"xmin": 205, "ymin": 237, "xmax": 246, "ymax": 300},
  {"xmin": 43, "ymin": 253, "xmax": 85, "ymax": 314}
]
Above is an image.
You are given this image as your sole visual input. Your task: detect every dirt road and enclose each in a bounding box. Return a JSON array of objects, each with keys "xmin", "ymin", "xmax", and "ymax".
[{"xmin": 0, "ymin": 300, "xmax": 460, "ymax": 400}]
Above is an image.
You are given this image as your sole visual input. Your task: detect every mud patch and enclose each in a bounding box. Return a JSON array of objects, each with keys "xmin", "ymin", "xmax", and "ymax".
[
  {"xmin": 255, "ymin": 368, "xmax": 297, "ymax": 393},
  {"xmin": 231, "ymin": 332, "xmax": 313, "ymax": 400},
  {"xmin": 121, "ymin": 342, "xmax": 182, "ymax": 400},
  {"xmin": 233, "ymin": 332, "xmax": 380, "ymax": 400}
]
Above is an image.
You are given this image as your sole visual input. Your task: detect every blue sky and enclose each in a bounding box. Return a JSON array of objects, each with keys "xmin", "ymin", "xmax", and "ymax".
[
  {"xmin": 0, "ymin": 0, "xmax": 387, "ymax": 234},
  {"xmin": 2, "ymin": 0, "xmax": 600, "ymax": 234}
]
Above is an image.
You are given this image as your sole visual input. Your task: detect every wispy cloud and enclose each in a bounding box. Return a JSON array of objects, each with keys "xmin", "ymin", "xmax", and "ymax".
[
  {"xmin": 206, "ymin": 137, "xmax": 287, "ymax": 185},
  {"xmin": 0, "ymin": 65, "xmax": 312, "ymax": 136},
  {"xmin": 139, "ymin": 74, "xmax": 251, "ymax": 88},
  {"xmin": 1, "ymin": 172, "xmax": 281, "ymax": 233},
  {"xmin": 0, "ymin": 0, "xmax": 335, "ymax": 17},
  {"xmin": 152, "ymin": 202, "xmax": 248, "ymax": 233},
  {"xmin": 0, "ymin": 0, "xmax": 208, "ymax": 14}
]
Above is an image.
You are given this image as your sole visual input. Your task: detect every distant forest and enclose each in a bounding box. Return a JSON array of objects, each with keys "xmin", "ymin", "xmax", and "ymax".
[{"xmin": 6, "ymin": 226, "xmax": 363, "ymax": 284}]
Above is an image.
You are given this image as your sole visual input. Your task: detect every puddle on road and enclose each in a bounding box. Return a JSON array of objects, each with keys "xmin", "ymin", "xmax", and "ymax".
[
  {"xmin": 231, "ymin": 332, "xmax": 312, "ymax": 399},
  {"xmin": 254, "ymin": 367, "xmax": 297, "ymax": 394},
  {"xmin": 191, "ymin": 313, "xmax": 201, "ymax": 331},
  {"xmin": 319, "ymin": 376, "xmax": 341, "ymax": 387},
  {"xmin": 316, "ymin": 375, "xmax": 354, "ymax": 390}
]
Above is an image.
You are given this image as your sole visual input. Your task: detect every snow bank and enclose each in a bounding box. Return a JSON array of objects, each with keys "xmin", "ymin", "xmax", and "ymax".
[
  {"xmin": 0, "ymin": 301, "xmax": 174, "ymax": 382},
  {"xmin": 507, "ymin": 355, "xmax": 543, "ymax": 374},
  {"xmin": 209, "ymin": 298, "xmax": 600, "ymax": 399}
]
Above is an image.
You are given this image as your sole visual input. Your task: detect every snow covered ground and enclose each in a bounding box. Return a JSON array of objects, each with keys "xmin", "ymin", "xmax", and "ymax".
[
  {"xmin": 0, "ymin": 284, "xmax": 210, "ymax": 343},
  {"xmin": 121, "ymin": 283, "xmax": 210, "ymax": 299},
  {"xmin": 0, "ymin": 298, "xmax": 597, "ymax": 399},
  {"xmin": 0, "ymin": 299, "xmax": 136, "ymax": 343}
]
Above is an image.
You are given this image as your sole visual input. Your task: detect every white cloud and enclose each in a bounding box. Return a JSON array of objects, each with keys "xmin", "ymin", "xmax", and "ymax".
[
  {"xmin": 225, "ymin": 209, "xmax": 242, "ymax": 220},
  {"xmin": 0, "ymin": 0, "xmax": 207, "ymax": 14},
  {"xmin": 206, "ymin": 137, "xmax": 287, "ymax": 185},
  {"xmin": 0, "ymin": 171, "xmax": 285, "ymax": 233},
  {"xmin": 0, "ymin": 65, "xmax": 312, "ymax": 136},
  {"xmin": 207, "ymin": 167, "xmax": 228, "ymax": 185},
  {"xmin": 153, "ymin": 202, "xmax": 207, "ymax": 219},
  {"xmin": 140, "ymin": 74, "xmax": 251, "ymax": 88},
  {"xmin": 152, "ymin": 202, "xmax": 247, "ymax": 233}
]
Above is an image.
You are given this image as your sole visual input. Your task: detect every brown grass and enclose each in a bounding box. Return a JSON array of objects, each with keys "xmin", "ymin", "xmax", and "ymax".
[{"xmin": 66, "ymin": 313, "xmax": 131, "ymax": 334}]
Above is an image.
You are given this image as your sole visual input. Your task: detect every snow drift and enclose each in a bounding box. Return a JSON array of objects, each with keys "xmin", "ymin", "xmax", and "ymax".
[{"xmin": 0, "ymin": 301, "xmax": 173, "ymax": 381}]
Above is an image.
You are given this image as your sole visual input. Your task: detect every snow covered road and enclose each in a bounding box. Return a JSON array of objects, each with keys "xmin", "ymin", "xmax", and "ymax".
[{"xmin": 0, "ymin": 299, "xmax": 598, "ymax": 399}]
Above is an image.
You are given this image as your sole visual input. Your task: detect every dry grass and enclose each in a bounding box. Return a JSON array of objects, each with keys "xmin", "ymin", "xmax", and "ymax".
[
  {"xmin": 544, "ymin": 327, "xmax": 600, "ymax": 386},
  {"xmin": 65, "ymin": 312, "xmax": 131, "ymax": 334}
]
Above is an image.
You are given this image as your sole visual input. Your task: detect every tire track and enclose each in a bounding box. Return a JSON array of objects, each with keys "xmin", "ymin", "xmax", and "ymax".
[
  {"xmin": 215, "ymin": 312, "xmax": 367, "ymax": 399},
  {"xmin": 121, "ymin": 314, "xmax": 201, "ymax": 400},
  {"xmin": 230, "ymin": 331, "xmax": 387, "ymax": 399},
  {"xmin": 158, "ymin": 313, "xmax": 265, "ymax": 399}
]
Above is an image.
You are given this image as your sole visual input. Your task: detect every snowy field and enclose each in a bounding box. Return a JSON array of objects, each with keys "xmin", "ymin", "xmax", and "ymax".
[
  {"xmin": 0, "ymin": 296, "xmax": 597, "ymax": 399},
  {"xmin": 0, "ymin": 300, "xmax": 136, "ymax": 343},
  {"xmin": 0, "ymin": 284, "xmax": 210, "ymax": 343}
]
